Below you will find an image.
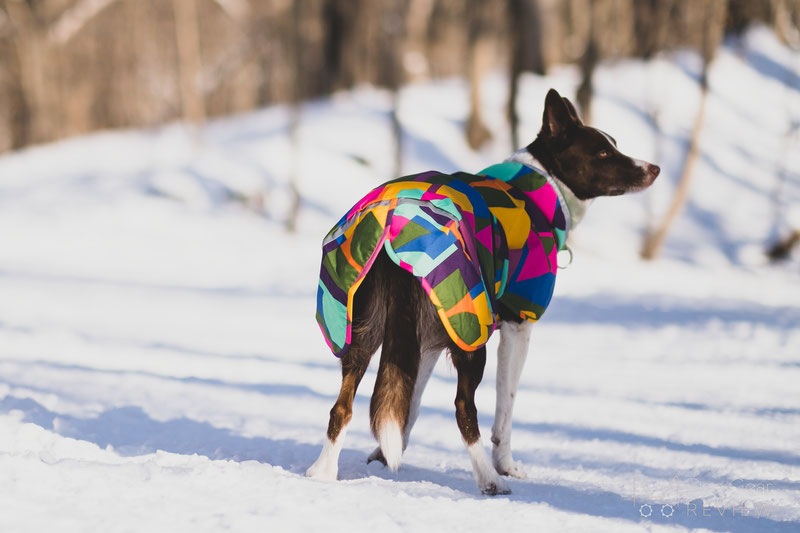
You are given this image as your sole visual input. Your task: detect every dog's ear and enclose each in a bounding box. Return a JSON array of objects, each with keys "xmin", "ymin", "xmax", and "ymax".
[
  {"xmin": 541, "ymin": 88, "xmax": 575, "ymax": 142},
  {"xmin": 561, "ymin": 97, "xmax": 582, "ymax": 124}
]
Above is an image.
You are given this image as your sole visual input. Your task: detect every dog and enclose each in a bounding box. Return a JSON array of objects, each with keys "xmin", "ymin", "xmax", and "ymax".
[{"xmin": 306, "ymin": 88, "xmax": 659, "ymax": 494}]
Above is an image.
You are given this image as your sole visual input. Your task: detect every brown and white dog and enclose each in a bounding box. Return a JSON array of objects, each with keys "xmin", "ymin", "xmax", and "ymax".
[{"xmin": 306, "ymin": 88, "xmax": 659, "ymax": 494}]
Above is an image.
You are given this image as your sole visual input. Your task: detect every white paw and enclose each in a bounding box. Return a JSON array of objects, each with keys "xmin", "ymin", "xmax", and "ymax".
[
  {"xmin": 305, "ymin": 457, "xmax": 337, "ymax": 480},
  {"xmin": 467, "ymin": 441, "xmax": 512, "ymax": 495},
  {"xmin": 480, "ymin": 475, "xmax": 511, "ymax": 496},
  {"xmin": 494, "ymin": 458, "xmax": 528, "ymax": 479},
  {"xmin": 305, "ymin": 464, "xmax": 337, "ymax": 480},
  {"xmin": 306, "ymin": 436, "xmax": 345, "ymax": 480},
  {"xmin": 493, "ymin": 446, "xmax": 528, "ymax": 479}
]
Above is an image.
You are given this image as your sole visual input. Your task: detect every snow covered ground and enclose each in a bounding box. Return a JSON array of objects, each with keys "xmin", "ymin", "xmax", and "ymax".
[{"xmin": 1, "ymin": 26, "xmax": 799, "ymax": 532}]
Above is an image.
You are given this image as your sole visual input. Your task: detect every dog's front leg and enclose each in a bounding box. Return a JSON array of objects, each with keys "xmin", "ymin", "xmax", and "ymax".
[
  {"xmin": 452, "ymin": 346, "xmax": 510, "ymax": 495},
  {"xmin": 491, "ymin": 320, "xmax": 533, "ymax": 478}
]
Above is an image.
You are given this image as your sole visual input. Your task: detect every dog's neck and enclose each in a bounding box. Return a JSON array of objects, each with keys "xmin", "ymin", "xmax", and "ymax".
[{"xmin": 505, "ymin": 148, "xmax": 593, "ymax": 235}]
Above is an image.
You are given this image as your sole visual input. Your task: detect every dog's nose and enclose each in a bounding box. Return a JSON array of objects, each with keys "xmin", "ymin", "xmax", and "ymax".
[{"xmin": 648, "ymin": 164, "xmax": 660, "ymax": 178}]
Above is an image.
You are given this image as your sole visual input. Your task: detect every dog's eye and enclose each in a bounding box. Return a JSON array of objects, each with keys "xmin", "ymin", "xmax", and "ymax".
[{"xmin": 597, "ymin": 150, "xmax": 610, "ymax": 159}]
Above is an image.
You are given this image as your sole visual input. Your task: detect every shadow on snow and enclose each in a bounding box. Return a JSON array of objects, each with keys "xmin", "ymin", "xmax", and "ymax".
[{"xmin": 1, "ymin": 373, "xmax": 798, "ymax": 533}]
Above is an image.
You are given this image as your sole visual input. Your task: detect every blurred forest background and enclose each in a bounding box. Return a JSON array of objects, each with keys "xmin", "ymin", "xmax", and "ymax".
[
  {"xmin": 1, "ymin": 0, "xmax": 800, "ymax": 256},
  {"xmin": 2, "ymin": 0, "xmax": 799, "ymax": 153}
]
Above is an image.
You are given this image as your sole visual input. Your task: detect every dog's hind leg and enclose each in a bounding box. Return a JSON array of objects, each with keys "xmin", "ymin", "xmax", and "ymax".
[
  {"xmin": 451, "ymin": 346, "xmax": 511, "ymax": 495},
  {"xmin": 368, "ymin": 264, "xmax": 421, "ymax": 471},
  {"xmin": 306, "ymin": 267, "xmax": 385, "ymax": 481},
  {"xmin": 305, "ymin": 337, "xmax": 377, "ymax": 480},
  {"xmin": 491, "ymin": 320, "xmax": 533, "ymax": 479}
]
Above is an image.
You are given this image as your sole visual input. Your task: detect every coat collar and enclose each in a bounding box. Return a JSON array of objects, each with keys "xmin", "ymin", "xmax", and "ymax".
[{"xmin": 505, "ymin": 148, "xmax": 593, "ymax": 240}]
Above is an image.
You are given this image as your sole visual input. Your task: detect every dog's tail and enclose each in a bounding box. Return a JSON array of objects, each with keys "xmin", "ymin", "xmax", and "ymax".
[{"xmin": 368, "ymin": 253, "xmax": 421, "ymax": 471}]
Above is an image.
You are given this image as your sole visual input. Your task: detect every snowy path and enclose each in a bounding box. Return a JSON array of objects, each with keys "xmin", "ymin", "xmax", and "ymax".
[{"xmin": 1, "ymin": 250, "xmax": 799, "ymax": 532}]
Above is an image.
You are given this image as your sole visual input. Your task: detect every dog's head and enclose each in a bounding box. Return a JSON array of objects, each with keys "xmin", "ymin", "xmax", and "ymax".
[{"xmin": 528, "ymin": 88, "xmax": 660, "ymax": 200}]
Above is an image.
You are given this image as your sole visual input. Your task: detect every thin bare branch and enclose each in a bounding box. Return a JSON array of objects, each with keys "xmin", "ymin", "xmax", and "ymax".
[
  {"xmin": 49, "ymin": 0, "xmax": 121, "ymax": 45},
  {"xmin": 210, "ymin": 0, "xmax": 249, "ymax": 24}
]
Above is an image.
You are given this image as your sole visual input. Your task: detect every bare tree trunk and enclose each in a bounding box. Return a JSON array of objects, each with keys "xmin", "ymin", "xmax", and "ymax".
[
  {"xmin": 6, "ymin": 72, "xmax": 31, "ymax": 150},
  {"xmin": 576, "ymin": 0, "xmax": 638, "ymax": 124},
  {"xmin": 322, "ymin": 0, "xmax": 359, "ymax": 91},
  {"xmin": 286, "ymin": 0, "xmax": 304, "ymax": 233},
  {"xmin": 465, "ymin": 45, "xmax": 492, "ymax": 149},
  {"xmin": 641, "ymin": 0, "xmax": 728, "ymax": 260},
  {"xmin": 173, "ymin": 0, "xmax": 205, "ymax": 123},
  {"xmin": 567, "ymin": 0, "xmax": 594, "ymax": 123},
  {"xmin": 576, "ymin": 34, "xmax": 597, "ymax": 124},
  {"xmin": 124, "ymin": 0, "xmax": 143, "ymax": 123},
  {"xmin": 640, "ymin": 91, "xmax": 708, "ymax": 259},
  {"xmin": 635, "ymin": 0, "xmax": 673, "ymax": 236},
  {"xmin": 390, "ymin": 89, "xmax": 403, "ymax": 176},
  {"xmin": 772, "ymin": 0, "xmax": 800, "ymax": 47},
  {"xmin": 768, "ymin": 0, "xmax": 799, "ymax": 261},
  {"xmin": 3, "ymin": 0, "xmax": 32, "ymax": 149},
  {"xmin": 507, "ymin": 0, "xmax": 523, "ymax": 150},
  {"xmin": 404, "ymin": 0, "xmax": 433, "ymax": 80},
  {"xmin": 287, "ymin": 102, "xmax": 302, "ymax": 232},
  {"xmin": 465, "ymin": 0, "xmax": 491, "ymax": 150},
  {"xmin": 507, "ymin": 0, "xmax": 544, "ymax": 150},
  {"xmin": 381, "ymin": 0, "xmax": 407, "ymax": 176},
  {"xmin": 5, "ymin": 0, "xmax": 51, "ymax": 144},
  {"xmin": 633, "ymin": 0, "xmax": 676, "ymax": 61}
]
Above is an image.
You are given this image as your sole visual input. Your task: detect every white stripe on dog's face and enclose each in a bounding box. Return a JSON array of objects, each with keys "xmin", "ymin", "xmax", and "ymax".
[
  {"xmin": 599, "ymin": 127, "xmax": 648, "ymax": 173},
  {"xmin": 632, "ymin": 158, "xmax": 650, "ymax": 172}
]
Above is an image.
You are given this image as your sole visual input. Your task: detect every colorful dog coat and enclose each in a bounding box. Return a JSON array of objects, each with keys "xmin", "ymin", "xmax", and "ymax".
[{"xmin": 316, "ymin": 161, "xmax": 568, "ymax": 357}]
